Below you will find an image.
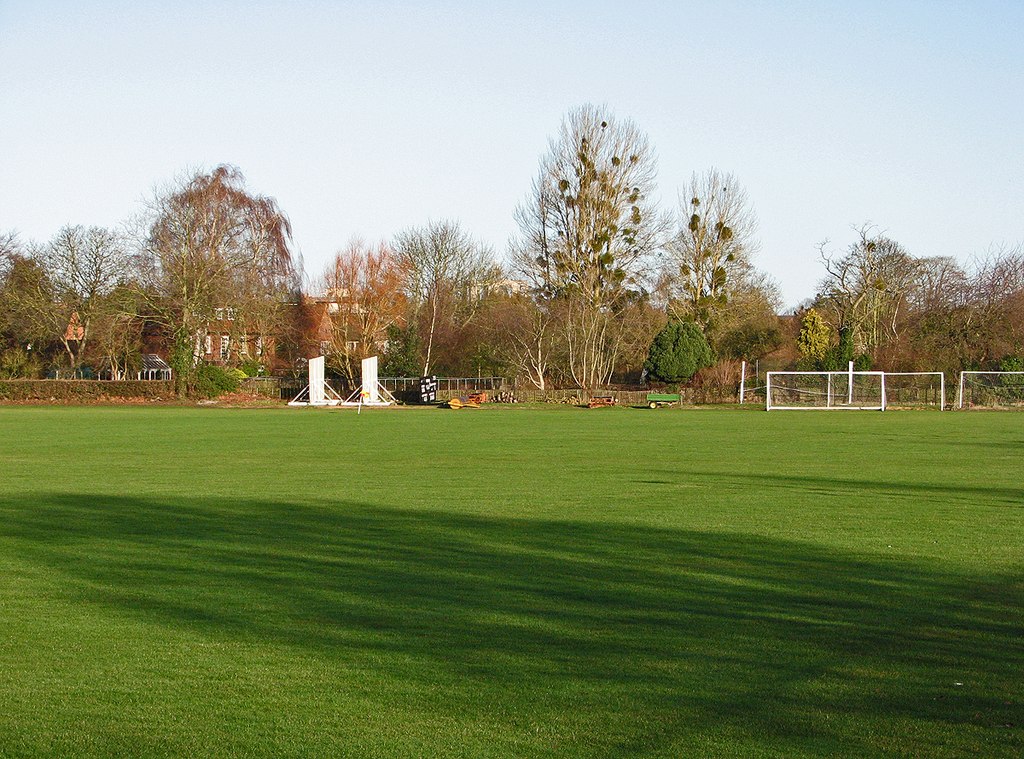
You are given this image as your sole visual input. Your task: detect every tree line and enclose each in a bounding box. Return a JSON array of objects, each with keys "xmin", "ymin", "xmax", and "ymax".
[{"xmin": 2, "ymin": 105, "xmax": 1022, "ymax": 395}]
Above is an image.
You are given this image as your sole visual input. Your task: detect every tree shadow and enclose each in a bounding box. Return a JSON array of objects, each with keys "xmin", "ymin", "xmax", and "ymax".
[
  {"xmin": 2, "ymin": 493, "xmax": 1022, "ymax": 756},
  {"xmin": 660, "ymin": 470, "xmax": 1024, "ymax": 507}
]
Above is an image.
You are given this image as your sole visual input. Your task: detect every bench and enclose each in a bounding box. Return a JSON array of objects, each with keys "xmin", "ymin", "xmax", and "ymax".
[
  {"xmin": 587, "ymin": 396, "xmax": 617, "ymax": 408},
  {"xmin": 646, "ymin": 393, "xmax": 680, "ymax": 409}
]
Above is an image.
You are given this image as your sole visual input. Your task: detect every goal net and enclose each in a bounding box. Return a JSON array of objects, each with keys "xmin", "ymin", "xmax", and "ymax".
[
  {"xmin": 877, "ymin": 372, "xmax": 945, "ymax": 410},
  {"xmin": 766, "ymin": 371, "xmax": 885, "ymax": 410},
  {"xmin": 957, "ymin": 372, "xmax": 1024, "ymax": 409},
  {"xmin": 766, "ymin": 371, "xmax": 946, "ymax": 411}
]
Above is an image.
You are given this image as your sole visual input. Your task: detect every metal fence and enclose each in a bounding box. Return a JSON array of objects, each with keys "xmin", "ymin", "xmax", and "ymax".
[{"xmin": 379, "ymin": 376, "xmax": 505, "ymax": 393}]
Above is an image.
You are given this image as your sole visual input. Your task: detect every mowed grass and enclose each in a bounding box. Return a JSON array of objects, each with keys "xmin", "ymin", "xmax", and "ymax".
[{"xmin": 0, "ymin": 405, "xmax": 1021, "ymax": 758}]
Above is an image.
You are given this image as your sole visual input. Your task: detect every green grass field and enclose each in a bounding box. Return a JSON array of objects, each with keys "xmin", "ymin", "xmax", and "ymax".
[{"xmin": 1, "ymin": 405, "xmax": 1021, "ymax": 757}]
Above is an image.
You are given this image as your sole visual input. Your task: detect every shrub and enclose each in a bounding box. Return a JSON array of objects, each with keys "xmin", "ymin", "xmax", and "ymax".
[
  {"xmin": 238, "ymin": 359, "xmax": 266, "ymax": 377},
  {"xmin": 0, "ymin": 380, "xmax": 173, "ymax": 402},
  {"xmin": 999, "ymin": 356, "xmax": 1024, "ymax": 388},
  {"xmin": 644, "ymin": 321, "xmax": 714, "ymax": 384},
  {"xmin": 0, "ymin": 348, "xmax": 42, "ymax": 379},
  {"xmin": 192, "ymin": 364, "xmax": 243, "ymax": 399},
  {"xmin": 999, "ymin": 355, "xmax": 1023, "ymax": 373},
  {"xmin": 852, "ymin": 352, "xmax": 873, "ymax": 371}
]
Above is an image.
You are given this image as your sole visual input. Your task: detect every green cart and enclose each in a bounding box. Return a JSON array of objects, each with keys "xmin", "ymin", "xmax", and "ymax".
[{"xmin": 646, "ymin": 393, "xmax": 680, "ymax": 409}]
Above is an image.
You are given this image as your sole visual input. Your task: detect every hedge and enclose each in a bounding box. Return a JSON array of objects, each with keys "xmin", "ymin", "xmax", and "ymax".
[{"xmin": 0, "ymin": 380, "xmax": 175, "ymax": 402}]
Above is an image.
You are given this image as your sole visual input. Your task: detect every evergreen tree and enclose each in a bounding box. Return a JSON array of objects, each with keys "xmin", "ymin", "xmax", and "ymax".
[{"xmin": 643, "ymin": 320, "xmax": 713, "ymax": 384}]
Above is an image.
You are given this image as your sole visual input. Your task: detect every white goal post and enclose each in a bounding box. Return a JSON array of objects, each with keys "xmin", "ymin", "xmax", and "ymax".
[
  {"xmin": 957, "ymin": 371, "xmax": 1024, "ymax": 409},
  {"xmin": 766, "ymin": 371, "xmax": 945, "ymax": 411}
]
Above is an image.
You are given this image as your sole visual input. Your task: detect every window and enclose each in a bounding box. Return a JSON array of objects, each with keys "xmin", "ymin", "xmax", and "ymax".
[
  {"xmin": 220, "ymin": 334, "xmax": 230, "ymax": 361},
  {"xmin": 204, "ymin": 335, "xmax": 212, "ymax": 355}
]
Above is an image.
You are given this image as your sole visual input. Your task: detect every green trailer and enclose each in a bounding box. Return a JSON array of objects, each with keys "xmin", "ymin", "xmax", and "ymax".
[{"xmin": 646, "ymin": 393, "xmax": 680, "ymax": 409}]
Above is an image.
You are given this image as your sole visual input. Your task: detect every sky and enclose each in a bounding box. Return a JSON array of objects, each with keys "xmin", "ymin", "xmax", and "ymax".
[{"xmin": 1, "ymin": 0, "xmax": 1022, "ymax": 307}]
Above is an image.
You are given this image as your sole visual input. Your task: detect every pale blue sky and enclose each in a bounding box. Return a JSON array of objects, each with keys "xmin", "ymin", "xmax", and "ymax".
[{"xmin": 2, "ymin": 0, "xmax": 1022, "ymax": 306}]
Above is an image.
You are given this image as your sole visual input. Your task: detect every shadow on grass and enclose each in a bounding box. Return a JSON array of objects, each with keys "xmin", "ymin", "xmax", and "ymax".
[
  {"xmin": 3, "ymin": 493, "xmax": 1022, "ymax": 755},
  {"xmin": 657, "ymin": 470, "xmax": 1024, "ymax": 506}
]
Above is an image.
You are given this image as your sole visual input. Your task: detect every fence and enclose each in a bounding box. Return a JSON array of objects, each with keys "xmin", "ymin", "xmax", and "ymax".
[
  {"xmin": 241, "ymin": 376, "xmax": 751, "ymax": 406},
  {"xmin": 505, "ymin": 387, "xmax": 743, "ymax": 406},
  {"xmin": 506, "ymin": 388, "xmax": 646, "ymax": 405},
  {"xmin": 242, "ymin": 375, "xmax": 506, "ymax": 402},
  {"xmin": 242, "ymin": 376, "xmax": 289, "ymax": 399},
  {"xmin": 379, "ymin": 376, "xmax": 504, "ymax": 394}
]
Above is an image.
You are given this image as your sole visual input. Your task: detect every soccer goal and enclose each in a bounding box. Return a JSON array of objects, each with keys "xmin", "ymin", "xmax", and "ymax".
[
  {"xmin": 876, "ymin": 372, "xmax": 945, "ymax": 410},
  {"xmin": 957, "ymin": 372, "xmax": 1024, "ymax": 409},
  {"xmin": 766, "ymin": 371, "xmax": 946, "ymax": 411},
  {"xmin": 766, "ymin": 371, "xmax": 886, "ymax": 410}
]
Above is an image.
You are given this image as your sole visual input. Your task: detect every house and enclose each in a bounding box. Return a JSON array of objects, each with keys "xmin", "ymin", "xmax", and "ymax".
[
  {"xmin": 199, "ymin": 308, "xmax": 271, "ymax": 366},
  {"xmin": 307, "ymin": 290, "xmax": 403, "ymax": 361},
  {"xmin": 469, "ymin": 277, "xmax": 531, "ymax": 301}
]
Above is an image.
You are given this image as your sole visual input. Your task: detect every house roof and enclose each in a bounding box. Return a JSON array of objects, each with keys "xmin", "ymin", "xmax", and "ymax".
[
  {"xmin": 141, "ymin": 354, "xmax": 171, "ymax": 371},
  {"xmin": 65, "ymin": 312, "xmax": 84, "ymax": 341}
]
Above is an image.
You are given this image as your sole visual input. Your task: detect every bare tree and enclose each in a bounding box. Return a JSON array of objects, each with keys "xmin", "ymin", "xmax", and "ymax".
[
  {"xmin": 0, "ymin": 230, "xmax": 18, "ymax": 272},
  {"xmin": 393, "ymin": 220, "xmax": 495, "ymax": 375},
  {"xmin": 0, "ymin": 232, "xmax": 45, "ymax": 376},
  {"xmin": 512, "ymin": 104, "xmax": 668, "ymax": 387},
  {"xmin": 8, "ymin": 225, "xmax": 129, "ymax": 373},
  {"xmin": 963, "ymin": 244, "xmax": 1024, "ymax": 364},
  {"xmin": 0, "ymin": 254, "xmax": 44, "ymax": 334},
  {"xmin": 0, "ymin": 231, "xmax": 21, "ymax": 342},
  {"xmin": 558, "ymin": 298, "xmax": 620, "ymax": 388},
  {"xmin": 905, "ymin": 256, "xmax": 968, "ymax": 315},
  {"xmin": 320, "ymin": 239, "xmax": 407, "ymax": 382},
  {"xmin": 90, "ymin": 285, "xmax": 145, "ymax": 379},
  {"xmin": 513, "ymin": 104, "xmax": 667, "ymax": 302},
  {"xmin": 485, "ymin": 293, "xmax": 556, "ymax": 390},
  {"xmin": 817, "ymin": 225, "xmax": 920, "ymax": 353},
  {"xmin": 135, "ymin": 165, "xmax": 297, "ymax": 391},
  {"xmin": 666, "ymin": 169, "xmax": 761, "ymax": 332},
  {"xmin": 887, "ymin": 255, "xmax": 970, "ymax": 371}
]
